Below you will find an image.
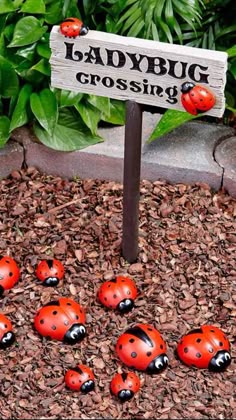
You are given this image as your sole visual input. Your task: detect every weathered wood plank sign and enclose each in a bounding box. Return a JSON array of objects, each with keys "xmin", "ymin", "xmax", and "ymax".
[
  {"xmin": 50, "ymin": 25, "xmax": 228, "ymax": 262},
  {"xmin": 50, "ymin": 27, "xmax": 227, "ymax": 117}
]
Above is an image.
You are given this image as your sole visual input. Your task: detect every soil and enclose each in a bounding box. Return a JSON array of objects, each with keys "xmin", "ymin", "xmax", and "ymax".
[{"xmin": 0, "ymin": 167, "xmax": 235, "ymax": 419}]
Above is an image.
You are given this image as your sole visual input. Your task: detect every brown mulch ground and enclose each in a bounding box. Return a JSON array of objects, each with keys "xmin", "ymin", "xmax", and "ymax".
[{"xmin": 0, "ymin": 167, "xmax": 235, "ymax": 420}]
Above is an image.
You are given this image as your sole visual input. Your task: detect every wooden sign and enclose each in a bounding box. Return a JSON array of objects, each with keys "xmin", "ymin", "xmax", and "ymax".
[{"xmin": 50, "ymin": 27, "xmax": 227, "ymax": 117}]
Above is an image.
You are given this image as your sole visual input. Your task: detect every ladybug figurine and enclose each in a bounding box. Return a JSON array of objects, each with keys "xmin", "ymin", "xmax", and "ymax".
[
  {"xmin": 0, "ymin": 256, "xmax": 20, "ymax": 296},
  {"xmin": 36, "ymin": 259, "xmax": 65, "ymax": 287},
  {"xmin": 116, "ymin": 323, "xmax": 169, "ymax": 374},
  {"xmin": 0, "ymin": 313, "xmax": 15, "ymax": 349},
  {"xmin": 60, "ymin": 17, "xmax": 89, "ymax": 38},
  {"xmin": 177, "ymin": 325, "xmax": 231, "ymax": 371},
  {"xmin": 65, "ymin": 364, "xmax": 95, "ymax": 393},
  {"xmin": 34, "ymin": 297, "xmax": 86, "ymax": 344},
  {"xmin": 98, "ymin": 275, "xmax": 138, "ymax": 313},
  {"xmin": 110, "ymin": 371, "xmax": 140, "ymax": 402},
  {"xmin": 181, "ymin": 82, "xmax": 215, "ymax": 115}
]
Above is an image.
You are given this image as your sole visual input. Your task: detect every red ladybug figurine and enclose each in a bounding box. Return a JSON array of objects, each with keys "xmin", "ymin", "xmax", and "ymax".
[
  {"xmin": 110, "ymin": 371, "xmax": 140, "ymax": 402},
  {"xmin": 181, "ymin": 82, "xmax": 215, "ymax": 115},
  {"xmin": 0, "ymin": 313, "xmax": 15, "ymax": 349},
  {"xmin": 34, "ymin": 298, "xmax": 86, "ymax": 344},
  {"xmin": 177, "ymin": 325, "xmax": 231, "ymax": 371},
  {"xmin": 116, "ymin": 323, "xmax": 169, "ymax": 374},
  {"xmin": 98, "ymin": 275, "xmax": 138, "ymax": 313},
  {"xmin": 36, "ymin": 259, "xmax": 64, "ymax": 287},
  {"xmin": 65, "ymin": 364, "xmax": 95, "ymax": 393},
  {"xmin": 60, "ymin": 17, "xmax": 89, "ymax": 38},
  {"xmin": 0, "ymin": 256, "xmax": 20, "ymax": 296}
]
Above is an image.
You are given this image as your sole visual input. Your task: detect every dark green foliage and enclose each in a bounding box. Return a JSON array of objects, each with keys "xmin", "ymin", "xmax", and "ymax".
[{"xmin": 0, "ymin": 0, "xmax": 125, "ymax": 150}]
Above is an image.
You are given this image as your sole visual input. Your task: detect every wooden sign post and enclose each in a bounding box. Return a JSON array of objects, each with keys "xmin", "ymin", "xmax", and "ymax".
[{"xmin": 50, "ymin": 27, "xmax": 227, "ymax": 262}]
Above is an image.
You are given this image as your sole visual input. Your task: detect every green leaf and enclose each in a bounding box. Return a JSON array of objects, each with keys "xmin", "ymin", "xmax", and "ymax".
[
  {"xmin": 0, "ymin": 116, "xmax": 10, "ymax": 147},
  {"xmin": 87, "ymin": 95, "xmax": 110, "ymax": 117},
  {"xmin": 75, "ymin": 102, "xmax": 101, "ymax": 135},
  {"xmin": 59, "ymin": 90, "xmax": 83, "ymax": 107},
  {"xmin": 45, "ymin": 0, "xmax": 63, "ymax": 25},
  {"xmin": 8, "ymin": 16, "xmax": 47, "ymax": 47},
  {"xmin": 10, "ymin": 84, "xmax": 32, "ymax": 131},
  {"xmin": 21, "ymin": 0, "xmax": 46, "ymax": 14},
  {"xmin": 0, "ymin": 0, "xmax": 16, "ymax": 14},
  {"xmin": 101, "ymin": 99, "xmax": 125, "ymax": 125},
  {"xmin": 31, "ymin": 58, "xmax": 51, "ymax": 76},
  {"xmin": 0, "ymin": 55, "xmax": 19, "ymax": 97},
  {"xmin": 30, "ymin": 88, "xmax": 58, "ymax": 136},
  {"xmin": 148, "ymin": 109, "xmax": 199, "ymax": 142},
  {"xmin": 227, "ymin": 45, "xmax": 236, "ymax": 58},
  {"xmin": 36, "ymin": 41, "xmax": 51, "ymax": 59},
  {"xmin": 16, "ymin": 43, "xmax": 37, "ymax": 60},
  {"xmin": 33, "ymin": 108, "xmax": 103, "ymax": 151}
]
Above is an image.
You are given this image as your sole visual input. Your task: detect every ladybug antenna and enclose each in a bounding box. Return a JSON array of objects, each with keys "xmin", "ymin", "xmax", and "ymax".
[{"xmin": 181, "ymin": 82, "xmax": 195, "ymax": 93}]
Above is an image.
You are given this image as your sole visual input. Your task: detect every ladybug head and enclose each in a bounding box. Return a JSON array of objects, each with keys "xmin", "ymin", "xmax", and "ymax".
[
  {"xmin": 0, "ymin": 331, "xmax": 15, "ymax": 349},
  {"xmin": 209, "ymin": 350, "xmax": 231, "ymax": 372},
  {"xmin": 80, "ymin": 379, "xmax": 95, "ymax": 394},
  {"xmin": 80, "ymin": 25, "xmax": 89, "ymax": 36},
  {"xmin": 146, "ymin": 353, "xmax": 169, "ymax": 374},
  {"xmin": 63, "ymin": 323, "xmax": 86, "ymax": 344},
  {"xmin": 43, "ymin": 277, "xmax": 59, "ymax": 287},
  {"xmin": 181, "ymin": 82, "xmax": 195, "ymax": 93},
  {"xmin": 117, "ymin": 298, "xmax": 134, "ymax": 313},
  {"xmin": 118, "ymin": 389, "xmax": 134, "ymax": 402}
]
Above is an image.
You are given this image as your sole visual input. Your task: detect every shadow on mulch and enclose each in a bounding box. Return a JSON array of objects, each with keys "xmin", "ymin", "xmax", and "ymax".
[{"xmin": 0, "ymin": 167, "xmax": 235, "ymax": 419}]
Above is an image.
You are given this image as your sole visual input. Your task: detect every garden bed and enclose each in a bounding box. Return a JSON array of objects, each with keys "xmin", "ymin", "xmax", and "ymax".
[{"xmin": 0, "ymin": 167, "xmax": 235, "ymax": 419}]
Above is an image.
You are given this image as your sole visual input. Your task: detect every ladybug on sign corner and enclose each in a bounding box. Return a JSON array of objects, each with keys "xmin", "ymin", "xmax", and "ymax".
[
  {"xmin": 60, "ymin": 18, "xmax": 89, "ymax": 38},
  {"xmin": 181, "ymin": 82, "xmax": 215, "ymax": 115}
]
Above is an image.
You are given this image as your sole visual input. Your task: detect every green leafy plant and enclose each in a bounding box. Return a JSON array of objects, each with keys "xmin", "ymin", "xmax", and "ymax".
[{"xmin": 0, "ymin": 0, "xmax": 125, "ymax": 150}]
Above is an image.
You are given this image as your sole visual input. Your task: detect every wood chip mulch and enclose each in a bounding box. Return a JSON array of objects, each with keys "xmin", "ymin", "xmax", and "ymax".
[{"xmin": 0, "ymin": 167, "xmax": 235, "ymax": 419}]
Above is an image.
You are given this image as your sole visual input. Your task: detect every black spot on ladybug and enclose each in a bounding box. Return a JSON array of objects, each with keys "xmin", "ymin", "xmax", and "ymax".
[
  {"xmin": 53, "ymin": 311, "xmax": 57, "ymax": 315},
  {"xmin": 208, "ymin": 347, "xmax": 214, "ymax": 353},
  {"xmin": 4, "ymin": 324, "xmax": 7, "ymax": 328},
  {"xmin": 119, "ymin": 344, "xmax": 122, "ymax": 350},
  {"xmin": 147, "ymin": 351, "xmax": 152, "ymax": 356},
  {"xmin": 5, "ymin": 260, "xmax": 10, "ymax": 264},
  {"xmin": 160, "ymin": 344, "xmax": 163, "ymax": 349},
  {"xmin": 121, "ymin": 372, "xmax": 128, "ymax": 382},
  {"xmin": 72, "ymin": 381, "xmax": 75, "ymax": 384},
  {"xmin": 66, "ymin": 302, "xmax": 72, "ymax": 306},
  {"xmin": 129, "ymin": 338, "xmax": 135, "ymax": 343},
  {"xmin": 219, "ymin": 341, "xmax": 223, "ymax": 346},
  {"xmin": 46, "ymin": 260, "xmax": 54, "ymax": 269},
  {"xmin": 45, "ymin": 300, "xmax": 60, "ymax": 307},
  {"xmin": 113, "ymin": 294, "xmax": 117, "ymax": 298},
  {"xmin": 196, "ymin": 338, "xmax": 201, "ymax": 343},
  {"xmin": 108, "ymin": 285, "xmax": 111, "ymax": 288},
  {"xmin": 104, "ymin": 297, "xmax": 107, "ymax": 301},
  {"xmin": 126, "ymin": 326, "xmax": 154, "ymax": 348},
  {"xmin": 147, "ymin": 327, "xmax": 152, "ymax": 331},
  {"xmin": 75, "ymin": 315, "xmax": 79, "ymax": 320},
  {"xmin": 186, "ymin": 328, "xmax": 203, "ymax": 335},
  {"xmin": 184, "ymin": 347, "xmax": 188, "ymax": 353},
  {"xmin": 52, "ymin": 325, "xmax": 57, "ymax": 330},
  {"xmin": 9, "ymin": 272, "xmax": 13, "ymax": 277},
  {"xmin": 210, "ymin": 329, "xmax": 215, "ymax": 333},
  {"xmin": 196, "ymin": 353, "xmax": 201, "ymax": 358},
  {"xmin": 127, "ymin": 291, "xmax": 131, "ymax": 295},
  {"xmin": 40, "ymin": 319, "xmax": 44, "ymax": 324},
  {"xmin": 131, "ymin": 352, "xmax": 137, "ymax": 358}
]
